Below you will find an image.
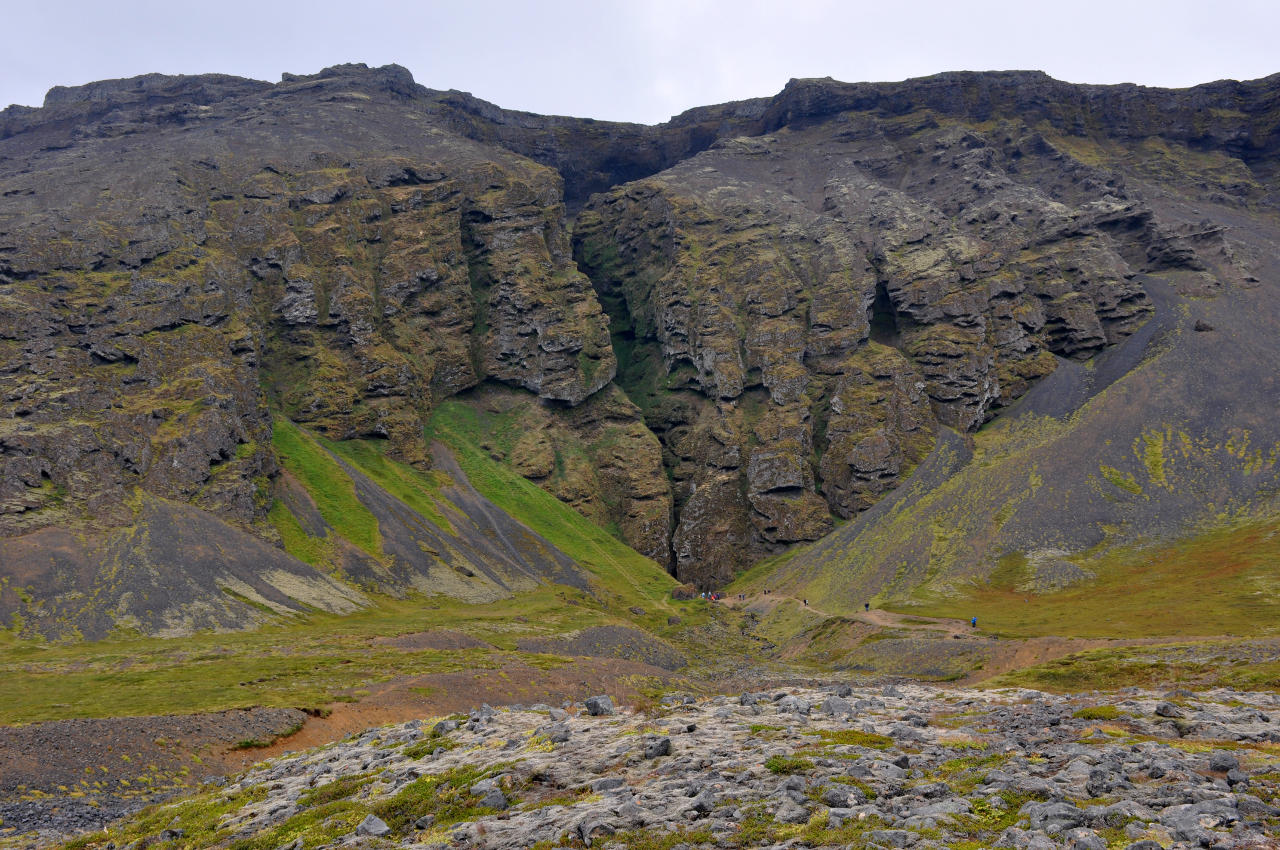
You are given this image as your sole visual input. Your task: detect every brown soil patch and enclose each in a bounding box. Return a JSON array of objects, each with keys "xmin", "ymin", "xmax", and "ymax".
[
  {"xmin": 219, "ymin": 655, "xmax": 684, "ymax": 771},
  {"xmin": 0, "ymin": 655, "xmax": 686, "ymax": 811}
]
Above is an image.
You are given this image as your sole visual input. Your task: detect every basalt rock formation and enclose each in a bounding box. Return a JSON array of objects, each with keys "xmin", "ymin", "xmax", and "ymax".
[
  {"xmin": 2, "ymin": 63, "xmax": 1279, "ymax": 632},
  {"xmin": 0, "ymin": 65, "xmax": 634, "ymax": 635}
]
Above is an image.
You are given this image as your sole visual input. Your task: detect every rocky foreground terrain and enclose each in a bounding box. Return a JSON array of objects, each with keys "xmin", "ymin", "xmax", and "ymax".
[{"xmin": 16, "ymin": 682, "xmax": 1280, "ymax": 849}]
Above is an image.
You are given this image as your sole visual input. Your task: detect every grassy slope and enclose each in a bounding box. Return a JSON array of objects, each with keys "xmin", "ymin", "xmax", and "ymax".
[
  {"xmin": 425, "ymin": 399, "xmax": 680, "ymax": 621},
  {"xmin": 988, "ymin": 642, "xmax": 1280, "ymax": 693},
  {"xmin": 0, "ymin": 404, "xmax": 706, "ymax": 724},
  {"xmin": 905, "ymin": 514, "xmax": 1280, "ymax": 640},
  {"xmin": 269, "ymin": 417, "xmax": 383, "ymax": 561},
  {"xmin": 0, "ymin": 600, "xmax": 510, "ymax": 724}
]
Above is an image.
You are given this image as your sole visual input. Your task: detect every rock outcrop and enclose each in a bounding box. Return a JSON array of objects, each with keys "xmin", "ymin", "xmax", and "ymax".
[
  {"xmin": 23, "ymin": 682, "xmax": 1280, "ymax": 849},
  {"xmin": 0, "ymin": 65, "xmax": 626, "ymax": 631},
  {"xmin": 3, "ymin": 62, "xmax": 1279, "ymax": 620},
  {"xmin": 575, "ymin": 113, "xmax": 1158, "ymax": 584}
]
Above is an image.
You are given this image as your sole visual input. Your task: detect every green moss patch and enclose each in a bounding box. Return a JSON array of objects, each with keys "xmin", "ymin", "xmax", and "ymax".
[{"xmin": 271, "ymin": 417, "xmax": 382, "ymax": 560}]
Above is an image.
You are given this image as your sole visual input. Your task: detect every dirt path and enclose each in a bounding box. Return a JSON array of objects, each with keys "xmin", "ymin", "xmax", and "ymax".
[
  {"xmin": 722, "ymin": 592, "xmax": 1240, "ymax": 687},
  {"xmin": 727, "ymin": 593, "xmax": 973, "ymax": 636}
]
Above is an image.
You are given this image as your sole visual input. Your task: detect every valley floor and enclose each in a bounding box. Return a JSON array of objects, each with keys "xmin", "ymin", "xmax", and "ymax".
[{"xmin": 4, "ymin": 594, "xmax": 1280, "ymax": 847}]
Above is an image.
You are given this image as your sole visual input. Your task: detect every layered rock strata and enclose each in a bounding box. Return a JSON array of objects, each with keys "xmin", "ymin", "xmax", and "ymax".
[{"xmin": 575, "ymin": 118, "xmax": 1154, "ymax": 584}]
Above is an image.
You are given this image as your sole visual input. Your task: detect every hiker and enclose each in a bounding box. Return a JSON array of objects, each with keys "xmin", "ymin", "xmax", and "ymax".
[
  {"xmin": 803, "ymin": 598, "xmax": 808, "ymax": 606},
  {"xmin": 864, "ymin": 602, "xmax": 870, "ymax": 612},
  {"xmin": 971, "ymin": 616, "xmax": 977, "ymax": 628}
]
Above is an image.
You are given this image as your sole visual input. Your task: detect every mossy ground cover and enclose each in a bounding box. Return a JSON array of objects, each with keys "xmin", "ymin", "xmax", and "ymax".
[
  {"xmin": 0, "ymin": 590, "xmax": 613, "ymax": 724},
  {"xmin": 323, "ymin": 437, "xmax": 456, "ymax": 534},
  {"xmin": 903, "ymin": 515, "xmax": 1280, "ymax": 639},
  {"xmin": 988, "ymin": 643, "xmax": 1280, "ymax": 693},
  {"xmin": 52, "ymin": 764, "xmax": 509, "ymax": 850}
]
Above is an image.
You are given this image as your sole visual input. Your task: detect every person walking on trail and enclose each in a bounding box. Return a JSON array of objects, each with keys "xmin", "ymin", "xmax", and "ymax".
[
  {"xmin": 864, "ymin": 602, "xmax": 870, "ymax": 612},
  {"xmin": 971, "ymin": 616, "xmax": 977, "ymax": 628}
]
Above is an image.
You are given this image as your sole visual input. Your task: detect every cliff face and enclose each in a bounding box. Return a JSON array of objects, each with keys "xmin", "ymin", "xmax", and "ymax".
[
  {"xmin": 1, "ymin": 64, "xmax": 1278, "ymax": 632},
  {"xmin": 573, "ymin": 112, "xmax": 1166, "ymax": 583},
  {"xmin": 0, "ymin": 65, "xmax": 648, "ymax": 634}
]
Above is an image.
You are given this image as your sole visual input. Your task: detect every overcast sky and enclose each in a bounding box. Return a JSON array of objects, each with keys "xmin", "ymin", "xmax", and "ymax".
[{"xmin": 5, "ymin": 0, "xmax": 1278, "ymax": 124}]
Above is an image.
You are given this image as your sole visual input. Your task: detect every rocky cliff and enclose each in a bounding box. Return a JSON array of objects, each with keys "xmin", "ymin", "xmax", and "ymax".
[
  {"xmin": 0, "ymin": 65, "xmax": 648, "ymax": 635},
  {"xmin": 2, "ymin": 63, "xmax": 1279, "ymax": 633}
]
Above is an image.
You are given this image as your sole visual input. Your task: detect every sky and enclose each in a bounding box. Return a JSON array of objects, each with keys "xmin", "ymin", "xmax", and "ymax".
[{"xmin": 4, "ymin": 0, "xmax": 1278, "ymax": 125}]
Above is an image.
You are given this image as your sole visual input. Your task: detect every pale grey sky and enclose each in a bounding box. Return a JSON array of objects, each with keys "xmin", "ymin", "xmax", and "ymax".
[{"xmin": 5, "ymin": 0, "xmax": 1278, "ymax": 124}]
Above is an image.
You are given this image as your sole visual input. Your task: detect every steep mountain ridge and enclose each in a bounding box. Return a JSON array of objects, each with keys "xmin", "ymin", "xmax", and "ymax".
[{"xmin": 1, "ymin": 63, "xmax": 1278, "ymax": 636}]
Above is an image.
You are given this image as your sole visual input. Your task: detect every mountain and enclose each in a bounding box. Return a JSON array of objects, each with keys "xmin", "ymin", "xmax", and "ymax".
[{"xmin": 1, "ymin": 63, "xmax": 1278, "ymax": 638}]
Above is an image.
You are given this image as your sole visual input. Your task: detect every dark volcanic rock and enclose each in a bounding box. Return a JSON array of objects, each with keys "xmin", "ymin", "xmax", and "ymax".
[
  {"xmin": 574, "ymin": 113, "xmax": 1156, "ymax": 584},
  {"xmin": 3, "ymin": 62, "xmax": 1279, "ymax": 616}
]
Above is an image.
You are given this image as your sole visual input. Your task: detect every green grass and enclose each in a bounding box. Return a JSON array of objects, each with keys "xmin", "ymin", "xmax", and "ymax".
[
  {"xmin": 988, "ymin": 644, "xmax": 1280, "ymax": 693},
  {"xmin": 722, "ymin": 804, "xmax": 887, "ymax": 847},
  {"xmin": 46, "ymin": 784, "xmax": 268, "ymax": 850},
  {"xmin": 601, "ymin": 827, "xmax": 715, "ymax": 850},
  {"xmin": 267, "ymin": 497, "xmax": 328, "ymax": 566},
  {"xmin": 0, "ymin": 401, "xmax": 709, "ymax": 725},
  {"xmin": 0, "ymin": 588, "xmax": 628, "ymax": 725},
  {"xmin": 925, "ymin": 752, "xmax": 1007, "ymax": 795},
  {"xmin": 271, "ymin": 417, "xmax": 382, "ymax": 559},
  {"xmin": 228, "ymin": 800, "xmax": 367, "ymax": 850},
  {"xmin": 748, "ymin": 724, "xmax": 784, "ymax": 735},
  {"xmin": 805, "ymin": 728, "xmax": 894, "ymax": 750},
  {"xmin": 323, "ymin": 437, "xmax": 455, "ymax": 534},
  {"xmin": 370, "ymin": 763, "xmax": 508, "ymax": 832},
  {"xmin": 903, "ymin": 514, "xmax": 1280, "ymax": 639},
  {"xmin": 296, "ymin": 773, "xmax": 376, "ymax": 808},
  {"xmin": 946, "ymin": 790, "xmax": 1048, "ymax": 844},
  {"xmin": 426, "ymin": 399, "xmax": 680, "ymax": 617},
  {"xmin": 764, "ymin": 754, "xmax": 814, "ymax": 774},
  {"xmin": 746, "ymin": 599, "xmax": 828, "ymax": 648},
  {"xmin": 1072, "ymin": 705, "xmax": 1122, "ymax": 720}
]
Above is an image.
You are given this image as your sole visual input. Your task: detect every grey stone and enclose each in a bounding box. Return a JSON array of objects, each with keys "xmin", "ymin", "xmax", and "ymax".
[
  {"xmin": 592, "ymin": 777, "xmax": 625, "ymax": 792},
  {"xmin": 776, "ymin": 800, "xmax": 809, "ymax": 824},
  {"xmin": 688, "ymin": 790, "xmax": 716, "ymax": 814},
  {"xmin": 354, "ymin": 814, "xmax": 391, "ymax": 837},
  {"xmin": 868, "ymin": 828, "xmax": 917, "ymax": 847},
  {"xmin": 575, "ymin": 811, "xmax": 616, "ymax": 846},
  {"xmin": 821, "ymin": 786, "xmax": 849, "ymax": 808},
  {"xmin": 643, "ymin": 736, "xmax": 672, "ymax": 759},
  {"xmin": 1062, "ymin": 827, "xmax": 1107, "ymax": 850},
  {"xmin": 821, "ymin": 696, "xmax": 852, "ymax": 716},
  {"xmin": 586, "ymin": 695, "xmax": 616, "ymax": 716},
  {"xmin": 1208, "ymin": 752, "xmax": 1238, "ymax": 772},
  {"xmin": 1025, "ymin": 801, "xmax": 1086, "ymax": 831},
  {"xmin": 479, "ymin": 788, "xmax": 508, "ymax": 810}
]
